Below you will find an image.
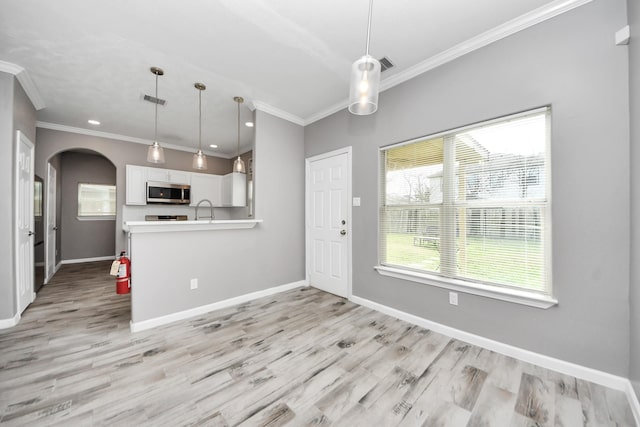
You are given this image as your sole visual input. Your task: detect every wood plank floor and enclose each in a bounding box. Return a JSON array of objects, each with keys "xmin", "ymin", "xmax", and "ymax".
[{"xmin": 0, "ymin": 261, "xmax": 636, "ymax": 426}]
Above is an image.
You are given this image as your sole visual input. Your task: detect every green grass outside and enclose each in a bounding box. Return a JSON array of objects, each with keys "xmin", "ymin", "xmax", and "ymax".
[{"xmin": 384, "ymin": 233, "xmax": 545, "ymax": 291}]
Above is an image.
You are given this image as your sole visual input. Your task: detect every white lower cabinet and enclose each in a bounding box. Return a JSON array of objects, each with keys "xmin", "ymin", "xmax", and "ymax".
[
  {"xmin": 222, "ymin": 172, "xmax": 247, "ymax": 207},
  {"xmin": 190, "ymin": 173, "xmax": 222, "ymax": 207}
]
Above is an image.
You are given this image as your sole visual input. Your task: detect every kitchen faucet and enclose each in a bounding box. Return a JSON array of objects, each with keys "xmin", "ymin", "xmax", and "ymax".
[{"xmin": 195, "ymin": 199, "xmax": 215, "ymax": 220}]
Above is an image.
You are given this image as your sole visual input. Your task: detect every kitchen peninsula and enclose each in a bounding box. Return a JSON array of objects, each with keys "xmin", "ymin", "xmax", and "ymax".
[{"xmin": 123, "ymin": 218, "xmax": 265, "ymax": 332}]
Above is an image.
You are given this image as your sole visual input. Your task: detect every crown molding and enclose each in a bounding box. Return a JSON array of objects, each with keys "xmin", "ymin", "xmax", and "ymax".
[
  {"xmin": 36, "ymin": 121, "xmax": 234, "ymax": 159},
  {"xmin": 304, "ymin": 0, "xmax": 593, "ymax": 126},
  {"xmin": 0, "ymin": 60, "xmax": 45, "ymax": 110},
  {"xmin": 252, "ymin": 100, "xmax": 305, "ymax": 126}
]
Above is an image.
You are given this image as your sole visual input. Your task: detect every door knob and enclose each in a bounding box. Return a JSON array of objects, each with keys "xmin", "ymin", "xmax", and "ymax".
[
  {"xmin": 340, "ymin": 230, "xmax": 346, "ymax": 236},
  {"xmin": 28, "ymin": 231, "xmax": 34, "ymax": 236}
]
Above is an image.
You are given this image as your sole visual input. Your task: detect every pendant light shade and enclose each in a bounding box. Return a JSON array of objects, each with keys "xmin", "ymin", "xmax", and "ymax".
[
  {"xmin": 192, "ymin": 83, "xmax": 208, "ymax": 170},
  {"xmin": 147, "ymin": 67, "xmax": 166, "ymax": 164},
  {"xmin": 348, "ymin": 0, "xmax": 380, "ymax": 115},
  {"xmin": 233, "ymin": 96, "xmax": 246, "ymax": 174},
  {"xmin": 348, "ymin": 55, "xmax": 381, "ymax": 115}
]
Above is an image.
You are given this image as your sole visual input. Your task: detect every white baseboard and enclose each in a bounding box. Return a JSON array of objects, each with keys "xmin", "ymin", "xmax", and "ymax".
[
  {"xmin": 130, "ymin": 279, "xmax": 308, "ymax": 333},
  {"xmin": 43, "ymin": 261, "xmax": 61, "ymax": 285},
  {"xmin": 0, "ymin": 312, "xmax": 20, "ymax": 329},
  {"xmin": 350, "ymin": 295, "xmax": 631, "ymax": 392},
  {"xmin": 61, "ymin": 256, "xmax": 115, "ymax": 265},
  {"xmin": 626, "ymin": 380, "xmax": 640, "ymax": 427}
]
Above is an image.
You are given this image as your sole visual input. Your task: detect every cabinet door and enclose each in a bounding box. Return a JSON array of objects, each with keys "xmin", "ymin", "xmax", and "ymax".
[
  {"xmin": 222, "ymin": 172, "xmax": 247, "ymax": 207},
  {"xmin": 126, "ymin": 165, "xmax": 147, "ymax": 205},
  {"xmin": 231, "ymin": 173, "xmax": 247, "ymax": 207},
  {"xmin": 190, "ymin": 173, "xmax": 222, "ymax": 207},
  {"xmin": 169, "ymin": 170, "xmax": 191, "ymax": 185},
  {"xmin": 146, "ymin": 168, "xmax": 169, "ymax": 183}
]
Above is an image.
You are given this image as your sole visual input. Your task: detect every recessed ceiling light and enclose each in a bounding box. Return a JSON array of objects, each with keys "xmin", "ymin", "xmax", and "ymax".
[
  {"xmin": 209, "ymin": 144, "xmax": 218, "ymax": 148},
  {"xmin": 245, "ymin": 122, "xmax": 254, "ymax": 128},
  {"xmin": 88, "ymin": 119, "xmax": 100, "ymax": 125}
]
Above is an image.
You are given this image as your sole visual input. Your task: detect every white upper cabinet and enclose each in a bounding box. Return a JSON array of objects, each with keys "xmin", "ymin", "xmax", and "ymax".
[
  {"xmin": 126, "ymin": 165, "xmax": 236, "ymax": 207},
  {"xmin": 222, "ymin": 172, "xmax": 247, "ymax": 207},
  {"xmin": 126, "ymin": 165, "xmax": 147, "ymax": 205},
  {"xmin": 146, "ymin": 168, "xmax": 191, "ymax": 185},
  {"xmin": 190, "ymin": 173, "xmax": 223, "ymax": 207}
]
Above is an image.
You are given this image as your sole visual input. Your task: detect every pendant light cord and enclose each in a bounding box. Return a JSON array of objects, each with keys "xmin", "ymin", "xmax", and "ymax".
[
  {"xmin": 237, "ymin": 100, "xmax": 240, "ymax": 157},
  {"xmin": 154, "ymin": 73, "xmax": 159, "ymax": 142},
  {"xmin": 198, "ymin": 89, "xmax": 202, "ymax": 151},
  {"xmin": 365, "ymin": 0, "xmax": 374, "ymax": 55}
]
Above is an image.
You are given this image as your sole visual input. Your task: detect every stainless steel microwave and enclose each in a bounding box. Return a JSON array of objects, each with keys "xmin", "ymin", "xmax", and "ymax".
[{"xmin": 146, "ymin": 181, "xmax": 191, "ymax": 204}]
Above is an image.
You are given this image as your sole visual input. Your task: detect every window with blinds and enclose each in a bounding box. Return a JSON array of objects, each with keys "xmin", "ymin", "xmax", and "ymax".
[
  {"xmin": 77, "ymin": 183, "xmax": 116, "ymax": 217},
  {"xmin": 380, "ymin": 107, "xmax": 551, "ymax": 296}
]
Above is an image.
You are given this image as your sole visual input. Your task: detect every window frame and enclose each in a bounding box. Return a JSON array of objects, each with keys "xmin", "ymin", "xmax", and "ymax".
[
  {"xmin": 77, "ymin": 182, "xmax": 117, "ymax": 221},
  {"xmin": 376, "ymin": 107, "xmax": 556, "ymax": 309}
]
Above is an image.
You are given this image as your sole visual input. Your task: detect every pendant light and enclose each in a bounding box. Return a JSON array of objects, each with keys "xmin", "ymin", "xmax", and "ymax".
[
  {"xmin": 348, "ymin": 0, "xmax": 381, "ymax": 115},
  {"xmin": 192, "ymin": 83, "xmax": 208, "ymax": 170},
  {"xmin": 232, "ymin": 96, "xmax": 246, "ymax": 174},
  {"xmin": 147, "ymin": 67, "xmax": 166, "ymax": 164}
]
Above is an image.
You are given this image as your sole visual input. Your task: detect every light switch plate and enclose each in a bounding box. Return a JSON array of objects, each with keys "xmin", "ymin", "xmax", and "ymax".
[
  {"xmin": 190, "ymin": 278, "xmax": 198, "ymax": 290},
  {"xmin": 353, "ymin": 197, "xmax": 361, "ymax": 207}
]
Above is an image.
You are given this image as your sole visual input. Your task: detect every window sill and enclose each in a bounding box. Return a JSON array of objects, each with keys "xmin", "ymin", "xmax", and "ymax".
[
  {"xmin": 374, "ymin": 265, "xmax": 557, "ymax": 309},
  {"xmin": 76, "ymin": 216, "xmax": 116, "ymax": 221}
]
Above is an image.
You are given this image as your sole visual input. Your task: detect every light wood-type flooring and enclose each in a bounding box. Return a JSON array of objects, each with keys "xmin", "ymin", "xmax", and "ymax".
[{"xmin": 0, "ymin": 261, "xmax": 636, "ymax": 426}]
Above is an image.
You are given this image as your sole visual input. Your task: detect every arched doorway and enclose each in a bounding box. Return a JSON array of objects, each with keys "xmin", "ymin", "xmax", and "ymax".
[{"xmin": 39, "ymin": 148, "xmax": 117, "ymax": 285}]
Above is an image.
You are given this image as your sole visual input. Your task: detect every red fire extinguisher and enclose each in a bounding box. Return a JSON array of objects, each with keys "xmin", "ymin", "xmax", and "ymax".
[{"xmin": 116, "ymin": 251, "xmax": 131, "ymax": 294}]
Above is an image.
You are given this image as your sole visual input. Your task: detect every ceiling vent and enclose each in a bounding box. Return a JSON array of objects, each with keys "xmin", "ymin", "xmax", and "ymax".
[
  {"xmin": 143, "ymin": 94, "xmax": 166, "ymax": 106},
  {"xmin": 379, "ymin": 56, "xmax": 394, "ymax": 72}
]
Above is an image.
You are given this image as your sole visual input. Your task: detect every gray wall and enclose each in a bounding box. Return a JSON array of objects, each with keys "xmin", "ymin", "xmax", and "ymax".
[
  {"xmin": 59, "ymin": 151, "xmax": 116, "ymax": 260},
  {"xmin": 35, "ymin": 128, "xmax": 234, "ymax": 256},
  {"xmin": 0, "ymin": 73, "xmax": 36, "ymax": 321},
  {"xmin": 629, "ymin": 0, "xmax": 640, "ymax": 396},
  {"xmin": 0, "ymin": 73, "xmax": 15, "ymax": 320},
  {"xmin": 306, "ymin": 0, "xmax": 630, "ymax": 375},
  {"xmin": 130, "ymin": 110, "xmax": 305, "ymax": 322}
]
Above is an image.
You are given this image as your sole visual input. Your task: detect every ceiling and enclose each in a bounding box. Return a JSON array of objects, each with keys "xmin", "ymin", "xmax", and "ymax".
[{"xmin": 0, "ymin": 0, "xmax": 584, "ymax": 158}]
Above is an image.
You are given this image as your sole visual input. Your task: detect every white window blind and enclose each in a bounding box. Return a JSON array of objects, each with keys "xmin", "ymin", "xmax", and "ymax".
[
  {"xmin": 380, "ymin": 107, "xmax": 551, "ymax": 296},
  {"xmin": 78, "ymin": 183, "xmax": 116, "ymax": 217}
]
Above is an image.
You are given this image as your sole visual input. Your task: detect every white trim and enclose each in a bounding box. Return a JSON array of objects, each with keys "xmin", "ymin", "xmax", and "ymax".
[
  {"xmin": 303, "ymin": 0, "xmax": 592, "ymax": 125},
  {"xmin": 130, "ymin": 279, "xmax": 308, "ymax": 333},
  {"xmin": 76, "ymin": 216, "xmax": 116, "ymax": 221},
  {"xmin": 350, "ymin": 294, "xmax": 629, "ymax": 392},
  {"xmin": 252, "ymin": 101, "xmax": 305, "ymax": 126},
  {"xmin": 0, "ymin": 60, "xmax": 45, "ymax": 110},
  {"xmin": 626, "ymin": 380, "xmax": 640, "ymax": 426},
  {"xmin": 0, "ymin": 312, "xmax": 20, "ymax": 329},
  {"xmin": 36, "ymin": 122, "xmax": 234, "ymax": 159},
  {"xmin": 61, "ymin": 256, "xmax": 115, "ymax": 265},
  {"xmin": 305, "ymin": 147, "xmax": 353, "ymax": 299},
  {"xmin": 44, "ymin": 261, "xmax": 61, "ymax": 285},
  {"xmin": 123, "ymin": 219, "xmax": 262, "ymax": 234},
  {"xmin": 375, "ymin": 266, "xmax": 557, "ymax": 309}
]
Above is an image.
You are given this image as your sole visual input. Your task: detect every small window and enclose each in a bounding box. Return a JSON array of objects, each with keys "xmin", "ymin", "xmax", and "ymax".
[
  {"xmin": 78, "ymin": 183, "xmax": 116, "ymax": 217},
  {"xmin": 378, "ymin": 107, "xmax": 552, "ymax": 305}
]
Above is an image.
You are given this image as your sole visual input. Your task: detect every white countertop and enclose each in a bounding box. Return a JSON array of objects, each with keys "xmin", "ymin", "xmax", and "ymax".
[{"xmin": 123, "ymin": 219, "xmax": 263, "ymax": 234}]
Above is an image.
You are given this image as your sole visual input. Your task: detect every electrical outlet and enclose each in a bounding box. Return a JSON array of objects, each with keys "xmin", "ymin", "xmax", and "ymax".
[
  {"xmin": 449, "ymin": 291, "xmax": 458, "ymax": 306},
  {"xmin": 190, "ymin": 278, "xmax": 198, "ymax": 290}
]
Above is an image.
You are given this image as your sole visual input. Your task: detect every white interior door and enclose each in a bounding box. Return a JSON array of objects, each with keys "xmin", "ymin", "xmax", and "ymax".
[
  {"xmin": 16, "ymin": 131, "xmax": 35, "ymax": 314},
  {"xmin": 306, "ymin": 148, "xmax": 351, "ymax": 298},
  {"xmin": 45, "ymin": 163, "xmax": 57, "ymax": 283}
]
